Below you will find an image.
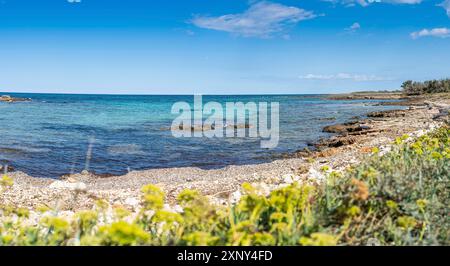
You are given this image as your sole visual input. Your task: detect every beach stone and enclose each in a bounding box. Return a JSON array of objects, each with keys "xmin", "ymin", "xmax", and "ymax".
[
  {"xmin": 366, "ymin": 238, "xmax": 382, "ymax": 246},
  {"xmin": 264, "ymin": 175, "xmax": 282, "ymax": 184},
  {"xmin": 124, "ymin": 197, "xmax": 140, "ymax": 208},
  {"xmin": 308, "ymin": 168, "xmax": 326, "ymax": 181},
  {"xmin": 282, "ymin": 174, "xmax": 294, "ymax": 184},
  {"xmin": 163, "ymin": 203, "xmax": 184, "ymax": 213},
  {"xmin": 316, "ymin": 148, "xmax": 340, "ymax": 157},
  {"xmin": 282, "ymin": 174, "xmax": 300, "ymax": 184},
  {"xmin": 59, "ymin": 210, "xmax": 75, "ymax": 220},
  {"xmin": 172, "ymin": 204, "xmax": 184, "ymax": 213},
  {"xmin": 73, "ymin": 182, "xmax": 88, "ymax": 192},
  {"xmin": 49, "ymin": 180, "xmax": 87, "ymax": 192},
  {"xmin": 208, "ymin": 196, "xmax": 227, "ymax": 206},
  {"xmin": 251, "ymin": 182, "xmax": 272, "ymax": 196},
  {"xmin": 297, "ymin": 164, "xmax": 310, "ymax": 174},
  {"xmin": 378, "ymin": 146, "xmax": 392, "ymax": 156},
  {"xmin": 360, "ymin": 147, "xmax": 372, "ymax": 153},
  {"xmin": 230, "ymin": 190, "xmax": 242, "ymax": 204},
  {"xmin": 67, "ymin": 177, "xmax": 78, "ymax": 183}
]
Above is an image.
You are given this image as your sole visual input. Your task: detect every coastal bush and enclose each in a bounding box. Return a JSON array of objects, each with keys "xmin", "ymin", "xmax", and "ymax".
[
  {"xmin": 0, "ymin": 126, "xmax": 449, "ymax": 246},
  {"xmin": 402, "ymin": 79, "xmax": 450, "ymax": 95}
]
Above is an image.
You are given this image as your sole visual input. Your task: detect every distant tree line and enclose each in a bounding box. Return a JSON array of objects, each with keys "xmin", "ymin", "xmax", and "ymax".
[{"xmin": 402, "ymin": 78, "xmax": 450, "ymax": 95}]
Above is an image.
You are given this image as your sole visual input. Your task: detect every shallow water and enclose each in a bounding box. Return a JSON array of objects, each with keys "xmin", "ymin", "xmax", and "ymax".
[{"xmin": 0, "ymin": 93, "xmax": 403, "ymax": 178}]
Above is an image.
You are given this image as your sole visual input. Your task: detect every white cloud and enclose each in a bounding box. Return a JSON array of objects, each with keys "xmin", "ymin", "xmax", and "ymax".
[
  {"xmin": 185, "ymin": 30, "xmax": 195, "ymax": 36},
  {"xmin": 439, "ymin": 0, "xmax": 450, "ymax": 17},
  {"xmin": 383, "ymin": 0, "xmax": 422, "ymax": 3},
  {"xmin": 346, "ymin": 22, "xmax": 361, "ymax": 32},
  {"xmin": 324, "ymin": 0, "xmax": 421, "ymax": 7},
  {"xmin": 410, "ymin": 28, "xmax": 450, "ymax": 39},
  {"xmin": 298, "ymin": 73, "xmax": 392, "ymax": 82},
  {"xmin": 191, "ymin": 1, "xmax": 317, "ymax": 38}
]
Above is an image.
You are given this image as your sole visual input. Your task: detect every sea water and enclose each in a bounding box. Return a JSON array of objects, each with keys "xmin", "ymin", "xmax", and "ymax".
[{"xmin": 0, "ymin": 93, "xmax": 402, "ymax": 178}]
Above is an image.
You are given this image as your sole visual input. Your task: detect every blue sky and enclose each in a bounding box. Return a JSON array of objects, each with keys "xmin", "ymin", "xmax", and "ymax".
[{"xmin": 0, "ymin": 0, "xmax": 449, "ymax": 94}]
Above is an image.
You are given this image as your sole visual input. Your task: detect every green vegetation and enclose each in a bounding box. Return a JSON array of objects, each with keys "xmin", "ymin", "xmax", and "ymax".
[
  {"xmin": 402, "ymin": 79, "xmax": 450, "ymax": 95},
  {"xmin": 1, "ymin": 127, "xmax": 449, "ymax": 246}
]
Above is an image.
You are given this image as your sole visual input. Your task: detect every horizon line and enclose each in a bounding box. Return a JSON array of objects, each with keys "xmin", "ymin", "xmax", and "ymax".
[{"xmin": 0, "ymin": 90, "xmax": 401, "ymax": 96}]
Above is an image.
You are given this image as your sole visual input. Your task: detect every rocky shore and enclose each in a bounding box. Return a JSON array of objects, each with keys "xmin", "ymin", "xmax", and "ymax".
[
  {"xmin": 327, "ymin": 91, "xmax": 404, "ymax": 100},
  {"xmin": 0, "ymin": 95, "xmax": 31, "ymax": 103},
  {"xmin": 2, "ymin": 94, "xmax": 449, "ymax": 213}
]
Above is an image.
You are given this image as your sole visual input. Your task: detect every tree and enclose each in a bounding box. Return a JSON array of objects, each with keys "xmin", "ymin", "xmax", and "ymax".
[{"xmin": 401, "ymin": 78, "xmax": 450, "ymax": 95}]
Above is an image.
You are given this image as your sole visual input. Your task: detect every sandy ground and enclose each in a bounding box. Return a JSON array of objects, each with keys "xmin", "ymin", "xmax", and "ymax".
[{"xmin": 2, "ymin": 95, "xmax": 449, "ymax": 211}]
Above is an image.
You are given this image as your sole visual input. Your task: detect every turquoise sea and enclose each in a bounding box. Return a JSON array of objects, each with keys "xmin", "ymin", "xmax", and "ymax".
[{"xmin": 0, "ymin": 93, "xmax": 403, "ymax": 178}]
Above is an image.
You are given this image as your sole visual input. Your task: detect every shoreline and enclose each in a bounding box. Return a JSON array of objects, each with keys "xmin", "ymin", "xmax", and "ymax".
[{"xmin": 2, "ymin": 94, "xmax": 450, "ymax": 211}]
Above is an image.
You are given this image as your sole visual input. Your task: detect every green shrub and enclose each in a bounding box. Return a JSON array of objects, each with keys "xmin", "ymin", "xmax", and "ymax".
[{"xmin": 402, "ymin": 79, "xmax": 450, "ymax": 95}]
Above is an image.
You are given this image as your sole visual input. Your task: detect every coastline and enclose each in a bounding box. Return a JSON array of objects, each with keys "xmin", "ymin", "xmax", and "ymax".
[{"xmin": 3, "ymin": 94, "xmax": 450, "ymax": 211}]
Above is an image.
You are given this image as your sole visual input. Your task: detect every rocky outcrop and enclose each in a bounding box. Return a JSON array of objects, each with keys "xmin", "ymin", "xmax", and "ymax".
[
  {"xmin": 432, "ymin": 105, "xmax": 450, "ymax": 122},
  {"xmin": 316, "ymin": 135, "xmax": 357, "ymax": 148},
  {"xmin": 323, "ymin": 121, "xmax": 368, "ymax": 134},
  {"xmin": 0, "ymin": 165, "xmax": 14, "ymax": 173},
  {"xmin": 0, "ymin": 95, "xmax": 31, "ymax": 103},
  {"xmin": 328, "ymin": 92, "xmax": 405, "ymax": 100},
  {"xmin": 367, "ymin": 109, "xmax": 407, "ymax": 118}
]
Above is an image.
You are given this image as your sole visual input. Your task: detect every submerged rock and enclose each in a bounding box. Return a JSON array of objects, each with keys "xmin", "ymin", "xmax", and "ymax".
[
  {"xmin": 167, "ymin": 123, "xmax": 253, "ymax": 132},
  {"xmin": 315, "ymin": 117, "xmax": 336, "ymax": 121}
]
